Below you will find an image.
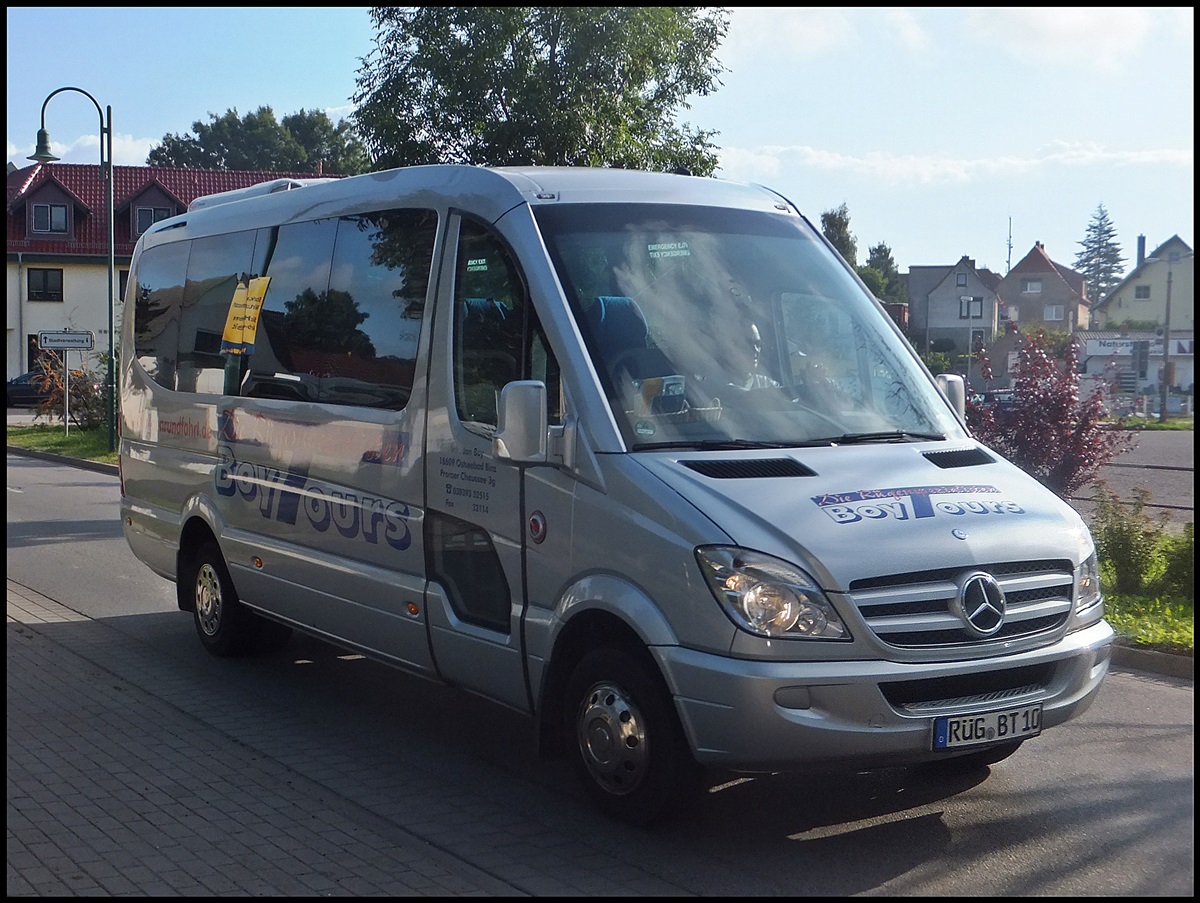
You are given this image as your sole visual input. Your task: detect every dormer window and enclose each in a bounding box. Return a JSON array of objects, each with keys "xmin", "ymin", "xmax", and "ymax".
[
  {"xmin": 136, "ymin": 206, "xmax": 174, "ymax": 235},
  {"xmin": 33, "ymin": 203, "xmax": 68, "ymax": 234}
]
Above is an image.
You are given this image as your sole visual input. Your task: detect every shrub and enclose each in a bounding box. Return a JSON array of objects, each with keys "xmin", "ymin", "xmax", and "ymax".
[
  {"xmin": 1152, "ymin": 522, "xmax": 1194, "ymax": 602},
  {"xmin": 966, "ymin": 329, "xmax": 1134, "ymax": 498},
  {"xmin": 1089, "ymin": 483, "xmax": 1166, "ymax": 595}
]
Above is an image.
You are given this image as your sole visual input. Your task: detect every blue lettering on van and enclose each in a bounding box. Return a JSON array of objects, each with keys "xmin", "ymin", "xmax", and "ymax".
[
  {"xmin": 811, "ymin": 485, "xmax": 1025, "ymax": 525},
  {"xmin": 216, "ymin": 445, "xmax": 412, "ymax": 550}
]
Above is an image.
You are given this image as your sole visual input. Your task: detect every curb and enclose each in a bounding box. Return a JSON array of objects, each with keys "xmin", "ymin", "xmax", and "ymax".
[
  {"xmin": 1111, "ymin": 642, "xmax": 1193, "ymax": 681},
  {"xmin": 6, "ymin": 444, "xmax": 1193, "ymax": 683}
]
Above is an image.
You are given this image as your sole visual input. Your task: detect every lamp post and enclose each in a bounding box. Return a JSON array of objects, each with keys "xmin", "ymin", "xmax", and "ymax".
[{"xmin": 28, "ymin": 87, "xmax": 117, "ymax": 452}]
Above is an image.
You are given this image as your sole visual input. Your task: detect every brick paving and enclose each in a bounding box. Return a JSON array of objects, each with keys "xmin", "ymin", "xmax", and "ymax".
[{"xmin": 7, "ymin": 582, "xmax": 523, "ymax": 897}]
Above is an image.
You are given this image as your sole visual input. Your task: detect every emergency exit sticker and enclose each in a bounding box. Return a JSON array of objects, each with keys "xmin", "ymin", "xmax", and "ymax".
[{"xmin": 220, "ymin": 276, "xmax": 271, "ymax": 355}]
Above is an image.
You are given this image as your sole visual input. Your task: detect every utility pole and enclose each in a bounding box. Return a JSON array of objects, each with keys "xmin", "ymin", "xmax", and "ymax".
[{"xmin": 1158, "ymin": 262, "xmax": 1173, "ymax": 423}]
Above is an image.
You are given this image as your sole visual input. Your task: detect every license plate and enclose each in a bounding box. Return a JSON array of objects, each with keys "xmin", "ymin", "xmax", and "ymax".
[{"xmin": 933, "ymin": 702, "xmax": 1042, "ymax": 749}]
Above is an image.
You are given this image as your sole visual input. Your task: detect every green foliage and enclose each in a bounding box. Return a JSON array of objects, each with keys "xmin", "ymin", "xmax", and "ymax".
[
  {"xmin": 1104, "ymin": 592, "xmax": 1194, "ymax": 653},
  {"xmin": 1090, "ymin": 484, "xmax": 1167, "ymax": 594},
  {"xmin": 148, "ymin": 107, "xmax": 369, "ymax": 175},
  {"xmin": 865, "ymin": 241, "xmax": 908, "ymax": 304},
  {"xmin": 820, "ymin": 202, "xmax": 857, "ymax": 266},
  {"xmin": 856, "ymin": 265, "xmax": 886, "ymax": 296},
  {"xmin": 353, "ymin": 6, "xmax": 729, "ymax": 173},
  {"xmin": 1074, "ymin": 203, "xmax": 1126, "ymax": 304},
  {"xmin": 918, "ymin": 350, "xmax": 952, "ymax": 375},
  {"xmin": 1155, "ymin": 522, "xmax": 1194, "ymax": 602}
]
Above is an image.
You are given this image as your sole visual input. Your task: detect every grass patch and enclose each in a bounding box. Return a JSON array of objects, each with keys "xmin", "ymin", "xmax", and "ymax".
[
  {"xmin": 1105, "ymin": 593, "xmax": 1194, "ymax": 656},
  {"xmin": 7, "ymin": 423, "xmax": 119, "ymax": 466}
]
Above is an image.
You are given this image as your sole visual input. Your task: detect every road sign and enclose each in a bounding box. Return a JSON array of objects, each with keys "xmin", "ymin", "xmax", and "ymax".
[{"xmin": 38, "ymin": 330, "xmax": 95, "ymax": 351}]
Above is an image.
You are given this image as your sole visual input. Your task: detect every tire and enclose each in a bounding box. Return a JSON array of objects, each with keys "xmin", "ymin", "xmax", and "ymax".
[
  {"xmin": 564, "ymin": 646, "xmax": 702, "ymax": 826},
  {"xmin": 186, "ymin": 542, "xmax": 259, "ymax": 657}
]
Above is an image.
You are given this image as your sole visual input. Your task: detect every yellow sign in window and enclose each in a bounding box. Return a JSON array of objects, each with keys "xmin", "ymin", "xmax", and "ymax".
[{"xmin": 220, "ymin": 276, "xmax": 271, "ymax": 355}]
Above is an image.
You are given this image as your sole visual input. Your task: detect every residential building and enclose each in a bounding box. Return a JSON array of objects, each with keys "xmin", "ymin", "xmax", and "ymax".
[
  {"xmin": 903, "ymin": 255, "xmax": 1003, "ymax": 359},
  {"xmin": 1083, "ymin": 235, "xmax": 1195, "ymax": 395},
  {"xmin": 994, "ymin": 241, "xmax": 1089, "ymax": 334},
  {"xmin": 7, "ymin": 161, "xmax": 330, "ymax": 381}
]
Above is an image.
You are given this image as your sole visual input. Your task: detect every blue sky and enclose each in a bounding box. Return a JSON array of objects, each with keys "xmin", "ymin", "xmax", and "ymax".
[{"xmin": 7, "ymin": 7, "xmax": 1193, "ymax": 277}]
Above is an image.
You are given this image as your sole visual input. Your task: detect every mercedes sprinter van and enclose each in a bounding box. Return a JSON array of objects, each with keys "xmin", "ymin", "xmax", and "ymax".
[{"xmin": 119, "ymin": 165, "xmax": 1113, "ymax": 824}]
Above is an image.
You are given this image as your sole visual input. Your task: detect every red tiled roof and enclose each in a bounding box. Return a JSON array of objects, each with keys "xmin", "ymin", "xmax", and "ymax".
[{"xmin": 7, "ymin": 162, "xmax": 337, "ymax": 259}]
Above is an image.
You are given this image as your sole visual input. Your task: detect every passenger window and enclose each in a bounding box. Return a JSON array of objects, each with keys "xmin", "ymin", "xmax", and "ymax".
[
  {"xmin": 132, "ymin": 241, "xmax": 192, "ymax": 390},
  {"xmin": 177, "ymin": 230, "xmax": 264, "ymax": 395},
  {"xmin": 248, "ymin": 209, "xmax": 437, "ymax": 409},
  {"xmin": 452, "ymin": 221, "xmax": 526, "ymax": 430}
]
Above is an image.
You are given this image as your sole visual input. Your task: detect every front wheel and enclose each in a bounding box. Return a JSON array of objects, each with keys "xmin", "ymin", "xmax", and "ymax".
[{"xmin": 564, "ymin": 646, "xmax": 702, "ymax": 825}]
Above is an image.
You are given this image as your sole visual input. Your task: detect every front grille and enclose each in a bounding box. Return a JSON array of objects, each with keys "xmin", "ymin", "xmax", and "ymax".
[
  {"xmin": 848, "ymin": 560, "xmax": 1074, "ymax": 649},
  {"xmin": 880, "ymin": 664, "xmax": 1055, "ymax": 711}
]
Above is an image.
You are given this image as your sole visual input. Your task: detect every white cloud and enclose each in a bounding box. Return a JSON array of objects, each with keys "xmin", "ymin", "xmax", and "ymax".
[
  {"xmin": 9, "ymin": 131, "xmax": 157, "ymax": 167},
  {"xmin": 965, "ymin": 8, "xmax": 1153, "ymax": 71},
  {"xmin": 880, "ymin": 8, "xmax": 931, "ymax": 54},
  {"xmin": 718, "ymin": 8, "xmax": 856, "ymax": 66},
  {"xmin": 715, "ymin": 140, "xmax": 1194, "ymax": 188}
]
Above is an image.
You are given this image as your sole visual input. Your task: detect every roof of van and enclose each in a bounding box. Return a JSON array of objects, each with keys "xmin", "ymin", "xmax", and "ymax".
[{"xmin": 140, "ymin": 164, "xmax": 797, "ymax": 244}]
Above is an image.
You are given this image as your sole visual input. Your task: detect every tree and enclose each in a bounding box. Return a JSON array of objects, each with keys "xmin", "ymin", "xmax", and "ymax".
[
  {"xmin": 352, "ymin": 6, "xmax": 729, "ymax": 172},
  {"xmin": 965, "ymin": 329, "xmax": 1134, "ymax": 498},
  {"xmin": 1074, "ymin": 204, "xmax": 1126, "ymax": 305},
  {"xmin": 820, "ymin": 203, "xmax": 857, "ymax": 267},
  {"xmin": 864, "ymin": 241, "xmax": 908, "ymax": 304},
  {"xmin": 148, "ymin": 107, "xmax": 369, "ymax": 175}
]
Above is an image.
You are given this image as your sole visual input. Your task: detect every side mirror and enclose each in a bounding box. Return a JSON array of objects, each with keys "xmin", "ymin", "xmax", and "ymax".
[
  {"xmin": 936, "ymin": 373, "xmax": 967, "ymax": 421},
  {"xmin": 494, "ymin": 380, "xmax": 547, "ymax": 463}
]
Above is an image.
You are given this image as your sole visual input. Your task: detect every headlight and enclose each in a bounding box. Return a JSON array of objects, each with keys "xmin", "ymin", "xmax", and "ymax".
[
  {"xmin": 696, "ymin": 546, "xmax": 849, "ymax": 640},
  {"xmin": 1074, "ymin": 550, "xmax": 1104, "ymax": 626}
]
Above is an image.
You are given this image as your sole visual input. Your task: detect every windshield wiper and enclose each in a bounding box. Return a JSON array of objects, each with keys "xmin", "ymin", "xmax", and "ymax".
[
  {"xmin": 815, "ymin": 430, "xmax": 946, "ymax": 445},
  {"xmin": 632, "ymin": 439, "xmax": 797, "ymax": 451}
]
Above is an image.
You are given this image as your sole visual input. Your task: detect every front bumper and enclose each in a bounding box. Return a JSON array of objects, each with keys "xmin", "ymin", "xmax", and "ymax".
[{"xmin": 654, "ymin": 619, "xmax": 1114, "ymax": 771}]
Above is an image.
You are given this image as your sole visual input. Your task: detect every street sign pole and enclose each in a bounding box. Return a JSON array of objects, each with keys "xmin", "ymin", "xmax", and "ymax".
[{"xmin": 37, "ymin": 331, "xmax": 94, "ymax": 433}]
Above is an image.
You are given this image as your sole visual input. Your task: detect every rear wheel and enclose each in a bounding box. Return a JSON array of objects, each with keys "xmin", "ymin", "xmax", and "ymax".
[
  {"xmin": 187, "ymin": 542, "xmax": 259, "ymax": 657},
  {"xmin": 564, "ymin": 646, "xmax": 702, "ymax": 826}
]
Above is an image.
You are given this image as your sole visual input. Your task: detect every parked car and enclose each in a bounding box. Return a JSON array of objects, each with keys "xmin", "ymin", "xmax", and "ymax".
[
  {"xmin": 6, "ymin": 372, "xmax": 54, "ymax": 408},
  {"xmin": 7, "ymin": 370, "xmax": 102, "ymax": 409}
]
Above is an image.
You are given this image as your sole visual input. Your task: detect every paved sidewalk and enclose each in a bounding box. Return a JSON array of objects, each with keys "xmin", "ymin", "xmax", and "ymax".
[
  {"xmin": 7, "ymin": 581, "xmax": 522, "ymax": 897},
  {"xmin": 8, "ymin": 576, "xmax": 1190, "ymax": 897}
]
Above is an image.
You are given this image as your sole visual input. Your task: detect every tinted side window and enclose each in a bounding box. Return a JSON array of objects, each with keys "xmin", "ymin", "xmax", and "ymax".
[
  {"xmin": 453, "ymin": 221, "xmax": 526, "ymax": 430},
  {"xmin": 132, "ymin": 241, "xmax": 192, "ymax": 390},
  {"xmin": 247, "ymin": 210, "xmax": 436, "ymax": 409},
  {"xmin": 177, "ymin": 230, "xmax": 266, "ymax": 394}
]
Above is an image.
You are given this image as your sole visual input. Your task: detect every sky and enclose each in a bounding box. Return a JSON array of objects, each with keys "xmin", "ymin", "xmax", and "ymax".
[{"xmin": 7, "ymin": 7, "xmax": 1194, "ymax": 277}]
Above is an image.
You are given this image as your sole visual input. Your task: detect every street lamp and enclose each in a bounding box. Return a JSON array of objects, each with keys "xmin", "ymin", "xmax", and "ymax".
[{"xmin": 28, "ymin": 87, "xmax": 117, "ymax": 453}]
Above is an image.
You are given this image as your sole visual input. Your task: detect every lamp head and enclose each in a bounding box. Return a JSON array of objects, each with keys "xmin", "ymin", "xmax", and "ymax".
[{"xmin": 28, "ymin": 128, "xmax": 60, "ymax": 163}]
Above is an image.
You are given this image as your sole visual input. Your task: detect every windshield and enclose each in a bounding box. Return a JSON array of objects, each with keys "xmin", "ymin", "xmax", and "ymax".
[{"xmin": 534, "ymin": 203, "xmax": 965, "ymax": 449}]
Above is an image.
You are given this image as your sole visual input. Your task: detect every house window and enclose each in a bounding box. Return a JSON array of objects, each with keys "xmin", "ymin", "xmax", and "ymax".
[
  {"xmin": 1044, "ymin": 304, "xmax": 1065, "ymax": 322},
  {"xmin": 32, "ymin": 203, "xmax": 68, "ymax": 234},
  {"xmin": 959, "ymin": 296, "xmax": 983, "ymax": 319},
  {"xmin": 1000, "ymin": 303, "xmax": 1019, "ymax": 322},
  {"xmin": 1134, "ymin": 285, "xmax": 1151, "ymax": 301},
  {"xmin": 1021, "ymin": 279, "xmax": 1042, "ymax": 294},
  {"xmin": 956, "ymin": 273, "xmax": 967, "ymax": 287},
  {"xmin": 28, "ymin": 268, "xmax": 64, "ymax": 302},
  {"xmin": 135, "ymin": 206, "xmax": 174, "ymax": 235}
]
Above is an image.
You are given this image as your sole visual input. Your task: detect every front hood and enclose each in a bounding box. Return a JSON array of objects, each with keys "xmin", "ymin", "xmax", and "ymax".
[{"xmin": 634, "ymin": 441, "xmax": 1091, "ymax": 592}]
